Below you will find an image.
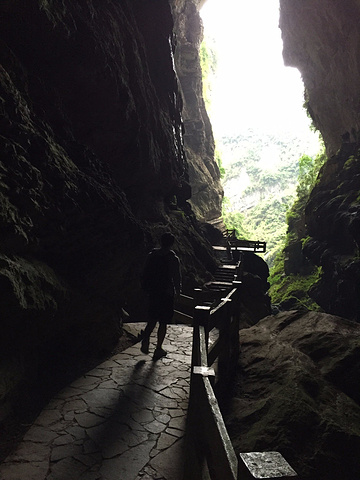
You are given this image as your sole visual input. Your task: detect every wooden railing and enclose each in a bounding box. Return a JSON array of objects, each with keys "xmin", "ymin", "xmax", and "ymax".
[
  {"xmin": 223, "ymin": 229, "xmax": 267, "ymax": 254},
  {"xmin": 183, "ymin": 264, "xmax": 297, "ymax": 480},
  {"xmin": 229, "ymin": 239, "xmax": 266, "ymax": 253},
  {"xmin": 173, "ymin": 293, "xmax": 194, "ymax": 325},
  {"xmin": 183, "ymin": 277, "xmax": 242, "ymax": 480}
]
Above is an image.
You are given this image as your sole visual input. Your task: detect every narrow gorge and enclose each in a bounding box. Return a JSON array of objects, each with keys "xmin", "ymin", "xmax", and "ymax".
[{"xmin": 1, "ymin": 1, "xmax": 360, "ymax": 478}]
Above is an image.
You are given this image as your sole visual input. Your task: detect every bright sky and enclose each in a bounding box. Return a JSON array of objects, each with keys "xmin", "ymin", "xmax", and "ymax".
[{"xmin": 200, "ymin": 0, "xmax": 317, "ymax": 141}]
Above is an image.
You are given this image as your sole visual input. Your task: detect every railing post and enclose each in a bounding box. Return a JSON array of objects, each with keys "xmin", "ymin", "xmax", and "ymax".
[
  {"xmin": 184, "ymin": 304, "xmax": 212, "ymax": 480},
  {"xmin": 185, "ymin": 279, "xmax": 245, "ymax": 480},
  {"xmin": 193, "ymin": 288, "xmax": 203, "ymax": 308},
  {"xmin": 230, "ymin": 280, "xmax": 242, "ymax": 370},
  {"xmin": 235, "ymin": 251, "xmax": 244, "ymax": 280},
  {"xmin": 192, "ymin": 305, "xmax": 211, "ymax": 367},
  {"xmin": 216, "ymin": 298, "xmax": 232, "ymax": 400},
  {"xmin": 190, "ymin": 305, "xmax": 211, "ymax": 420},
  {"xmin": 214, "ymin": 281, "xmax": 242, "ymax": 402},
  {"xmin": 232, "ymin": 246, "xmax": 240, "ymax": 262},
  {"xmin": 226, "ymin": 241, "xmax": 232, "ymax": 260}
]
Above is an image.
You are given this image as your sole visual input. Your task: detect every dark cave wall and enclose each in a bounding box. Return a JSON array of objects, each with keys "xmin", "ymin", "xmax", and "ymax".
[
  {"xmin": 303, "ymin": 143, "xmax": 360, "ymax": 321},
  {"xmin": 2, "ymin": 1, "xmax": 187, "ymax": 212},
  {"xmin": 279, "ymin": 0, "xmax": 360, "ymax": 322},
  {"xmin": 0, "ymin": 0, "xmax": 219, "ymax": 416},
  {"xmin": 280, "ymin": 0, "xmax": 360, "ymax": 157}
]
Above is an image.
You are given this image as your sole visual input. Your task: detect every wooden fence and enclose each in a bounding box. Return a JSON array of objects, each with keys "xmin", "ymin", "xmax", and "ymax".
[
  {"xmin": 223, "ymin": 229, "xmax": 267, "ymax": 254},
  {"xmin": 183, "ymin": 265, "xmax": 298, "ymax": 480},
  {"xmin": 183, "ymin": 278, "xmax": 242, "ymax": 480}
]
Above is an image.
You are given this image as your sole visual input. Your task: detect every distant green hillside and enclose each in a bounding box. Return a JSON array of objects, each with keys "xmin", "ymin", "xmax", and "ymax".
[{"xmin": 218, "ymin": 129, "xmax": 321, "ymax": 267}]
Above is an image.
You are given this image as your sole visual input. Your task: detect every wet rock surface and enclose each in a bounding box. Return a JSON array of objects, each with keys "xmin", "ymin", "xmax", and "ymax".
[
  {"xmin": 303, "ymin": 143, "xmax": 360, "ymax": 321},
  {"xmin": 225, "ymin": 310, "xmax": 360, "ymax": 480}
]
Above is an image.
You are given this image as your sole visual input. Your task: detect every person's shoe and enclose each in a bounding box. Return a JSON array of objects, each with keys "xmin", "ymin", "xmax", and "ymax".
[
  {"xmin": 141, "ymin": 338, "xmax": 149, "ymax": 354},
  {"xmin": 153, "ymin": 348, "xmax": 167, "ymax": 361}
]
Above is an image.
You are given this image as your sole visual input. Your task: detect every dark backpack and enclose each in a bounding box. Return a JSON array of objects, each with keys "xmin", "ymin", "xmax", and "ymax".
[{"xmin": 142, "ymin": 250, "xmax": 172, "ymax": 293}]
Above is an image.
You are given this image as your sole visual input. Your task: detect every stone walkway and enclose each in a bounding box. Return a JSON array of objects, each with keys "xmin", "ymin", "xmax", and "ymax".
[{"xmin": 0, "ymin": 323, "xmax": 192, "ymax": 480}]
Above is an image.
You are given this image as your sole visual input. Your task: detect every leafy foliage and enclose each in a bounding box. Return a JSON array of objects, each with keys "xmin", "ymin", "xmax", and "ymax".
[
  {"xmin": 297, "ymin": 151, "xmax": 326, "ymax": 196},
  {"xmin": 221, "ymin": 208, "xmax": 250, "ymax": 240},
  {"xmin": 269, "ymin": 252, "xmax": 322, "ymax": 310},
  {"xmin": 268, "ymin": 149, "xmax": 327, "ymax": 307},
  {"xmin": 220, "ymin": 130, "xmax": 321, "ymax": 268},
  {"xmin": 215, "ymin": 149, "xmax": 225, "ymax": 178},
  {"xmin": 200, "ymin": 36, "xmax": 217, "ymax": 111},
  {"xmin": 285, "ymin": 150, "xmax": 326, "ymax": 233},
  {"xmin": 303, "ymin": 88, "xmax": 319, "ymax": 133}
]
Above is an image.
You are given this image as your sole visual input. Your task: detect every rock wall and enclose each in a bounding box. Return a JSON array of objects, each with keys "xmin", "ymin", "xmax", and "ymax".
[
  {"xmin": 0, "ymin": 0, "xmax": 220, "ymax": 417},
  {"xmin": 303, "ymin": 143, "xmax": 360, "ymax": 321},
  {"xmin": 226, "ymin": 311, "xmax": 360, "ymax": 480},
  {"xmin": 279, "ymin": 0, "xmax": 360, "ymax": 321},
  {"xmin": 170, "ymin": 0, "xmax": 223, "ymax": 223},
  {"xmin": 280, "ymin": 0, "xmax": 360, "ymax": 156}
]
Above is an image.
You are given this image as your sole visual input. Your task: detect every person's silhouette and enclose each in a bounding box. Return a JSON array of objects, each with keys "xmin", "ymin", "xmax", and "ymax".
[{"xmin": 141, "ymin": 233, "xmax": 181, "ymax": 360}]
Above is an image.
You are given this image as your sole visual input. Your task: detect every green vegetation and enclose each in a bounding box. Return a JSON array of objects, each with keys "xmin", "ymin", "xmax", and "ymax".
[
  {"xmin": 220, "ymin": 130, "xmax": 322, "ymax": 268},
  {"xmin": 303, "ymin": 89, "xmax": 319, "ymax": 133},
  {"xmin": 221, "ymin": 208, "xmax": 250, "ymax": 239},
  {"xmin": 268, "ymin": 149, "xmax": 327, "ymax": 308},
  {"xmin": 215, "ymin": 149, "xmax": 225, "ymax": 178},
  {"xmin": 344, "ymin": 154, "xmax": 360, "ymax": 170},
  {"xmin": 269, "ymin": 252, "xmax": 322, "ymax": 310},
  {"xmin": 223, "ymin": 194, "xmax": 292, "ymax": 267},
  {"xmin": 285, "ymin": 150, "xmax": 326, "ymax": 237},
  {"xmin": 200, "ymin": 36, "xmax": 217, "ymax": 111},
  {"xmin": 297, "ymin": 151, "xmax": 326, "ymax": 195},
  {"xmin": 288, "ymin": 152, "xmax": 325, "ymax": 239},
  {"xmin": 221, "ymin": 132, "xmax": 326, "ymax": 309},
  {"xmin": 199, "ymin": 30, "xmax": 326, "ymax": 310}
]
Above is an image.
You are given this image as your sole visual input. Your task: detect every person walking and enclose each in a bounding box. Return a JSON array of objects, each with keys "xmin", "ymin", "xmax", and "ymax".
[{"xmin": 141, "ymin": 232, "xmax": 181, "ymax": 360}]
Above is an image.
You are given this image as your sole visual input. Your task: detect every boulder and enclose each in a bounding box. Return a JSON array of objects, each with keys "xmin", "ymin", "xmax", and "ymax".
[{"xmin": 226, "ymin": 310, "xmax": 360, "ymax": 480}]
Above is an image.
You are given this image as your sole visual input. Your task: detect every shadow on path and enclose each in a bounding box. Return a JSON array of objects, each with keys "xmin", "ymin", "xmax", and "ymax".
[{"xmin": 0, "ymin": 323, "xmax": 192, "ymax": 480}]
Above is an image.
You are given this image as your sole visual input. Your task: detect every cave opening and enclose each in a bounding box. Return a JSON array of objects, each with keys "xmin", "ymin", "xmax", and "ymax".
[
  {"xmin": 1, "ymin": 3, "xmax": 360, "ymax": 477},
  {"xmin": 199, "ymin": 0, "xmax": 322, "ymax": 270}
]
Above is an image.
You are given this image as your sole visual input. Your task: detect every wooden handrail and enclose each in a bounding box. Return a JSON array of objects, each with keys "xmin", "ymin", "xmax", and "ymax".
[
  {"xmin": 210, "ymin": 288, "xmax": 237, "ymax": 316},
  {"xmin": 228, "ymin": 239, "xmax": 266, "ymax": 253},
  {"xmin": 191, "ymin": 375, "xmax": 238, "ymax": 480},
  {"xmin": 184, "ymin": 256, "xmax": 298, "ymax": 480},
  {"xmin": 184, "ymin": 279, "xmax": 242, "ymax": 480}
]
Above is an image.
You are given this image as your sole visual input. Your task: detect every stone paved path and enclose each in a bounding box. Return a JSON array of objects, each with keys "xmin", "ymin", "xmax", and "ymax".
[{"xmin": 0, "ymin": 323, "xmax": 192, "ymax": 480}]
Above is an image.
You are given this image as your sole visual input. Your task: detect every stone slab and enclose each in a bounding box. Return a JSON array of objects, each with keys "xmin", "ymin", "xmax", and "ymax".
[
  {"xmin": 239, "ymin": 451, "xmax": 298, "ymax": 479},
  {"xmin": 150, "ymin": 438, "xmax": 186, "ymax": 480}
]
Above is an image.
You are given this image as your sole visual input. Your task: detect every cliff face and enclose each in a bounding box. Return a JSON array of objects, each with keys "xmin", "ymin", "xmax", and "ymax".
[
  {"xmin": 171, "ymin": 0, "xmax": 223, "ymax": 223},
  {"xmin": 280, "ymin": 0, "xmax": 360, "ymax": 157},
  {"xmin": 0, "ymin": 0, "xmax": 220, "ymax": 415},
  {"xmin": 303, "ymin": 144, "xmax": 360, "ymax": 321},
  {"xmin": 279, "ymin": 0, "xmax": 360, "ymax": 321}
]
